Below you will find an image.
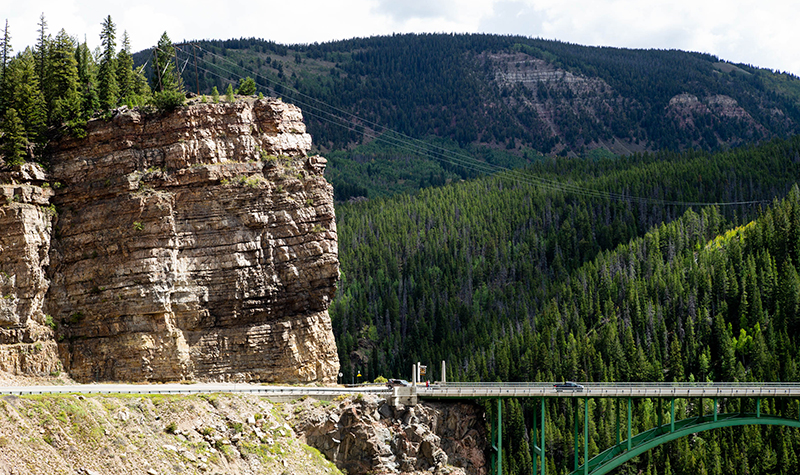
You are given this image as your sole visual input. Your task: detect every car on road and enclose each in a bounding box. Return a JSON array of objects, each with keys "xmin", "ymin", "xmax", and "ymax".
[
  {"xmin": 554, "ymin": 381, "xmax": 585, "ymax": 392},
  {"xmin": 386, "ymin": 379, "xmax": 410, "ymax": 388}
]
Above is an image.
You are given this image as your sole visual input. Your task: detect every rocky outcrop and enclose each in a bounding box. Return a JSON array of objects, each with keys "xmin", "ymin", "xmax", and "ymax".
[
  {"xmin": 0, "ymin": 98, "xmax": 340, "ymax": 383},
  {"xmin": 485, "ymin": 51, "xmax": 650, "ymax": 155},
  {"xmin": 294, "ymin": 394, "xmax": 488, "ymax": 475},
  {"xmin": 0, "ymin": 164, "xmax": 61, "ymax": 376},
  {"xmin": 666, "ymin": 93, "xmax": 764, "ymax": 138}
]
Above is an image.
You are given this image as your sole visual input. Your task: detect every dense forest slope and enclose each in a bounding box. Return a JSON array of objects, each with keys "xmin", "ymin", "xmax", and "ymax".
[
  {"xmin": 331, "ymin": 137, "xmax": 800, "ymax": 384},
  {"xmin": 135, "ymin": 33, "xmax": 800, "ymax": 198},
  {"xmin": 331, "ymin": 137, "xmax": 800, "ymax": 474}
]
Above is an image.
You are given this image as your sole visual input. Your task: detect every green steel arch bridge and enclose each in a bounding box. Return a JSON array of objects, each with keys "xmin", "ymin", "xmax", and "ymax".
[{"xmin": 411, "ymin": 382, "xmax": 800, "ymax": 475}]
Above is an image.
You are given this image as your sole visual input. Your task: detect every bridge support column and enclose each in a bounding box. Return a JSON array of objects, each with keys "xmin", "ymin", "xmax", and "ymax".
[
  {"xmin": 540, "ymin": 398, "xmax": 546, "ymax": 475},
  {"xmin": 670, "ymin": 398, "xmax": 675, "ymax": 433},
  {"xmin": 531, "ymin": 399, "xmax": 546, "ymax": 475},
  {"xmin": 658, "ymin": 399, "xmax": 662, "ymax": 428},
  {"xmin": 627, "ymin": 398, "xmax": 632, "ymax": 451},
  {"xmin": 532, "ymin": 402, "xmax": 538, "ymax": 475},
  {"xmin": 584, "ymin": 397, "xmax": 589, "ymax": 475},
  {"xmin": 497, "ymin": 399, "xmax": 503, "ymax": 475},
  {"xmin": 757, "ymin": 398, "xmax": 761, "ymax": 418},
  {"xmin": 615, "ymin": 400, "xmax": 620, "ymax": 445},
  {"xmin": 574, "ymin": 401, "xmax": 579, "ymax": 472},
  {"xmin": 713, "ymin": 398, "xmax": 718, "ymax": 422}
]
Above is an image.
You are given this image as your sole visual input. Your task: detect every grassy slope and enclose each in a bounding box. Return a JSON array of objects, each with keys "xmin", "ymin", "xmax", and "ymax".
[{"xmin": 0, "ymin": 393, "xmax": 341, "ymax": 475}]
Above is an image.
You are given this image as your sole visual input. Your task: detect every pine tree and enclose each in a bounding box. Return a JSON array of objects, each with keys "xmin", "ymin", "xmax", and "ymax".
[
  {"xmin": 151, "ymin": 32, "xmax": 182, "ymax": 93},
  {"xmin": 131, "ymin": 65, "xmax": 151, "ymax": 98},
  {"xmin": 211, "ymin": 86, "xmax": 219, "ymax": 103},
  {"xmin": 0, "ymin": 19, "xmax": 12, "ymax": 115},
  {"xmin": 1, "ymin": 108, "xmax": 27, "ymax": 166},
  {"xmin": 116, "ymin": 31, "xmax": 134, "ymax": 101},
  {"xmin": 236, "ymin": 76, "xmax": 256, "ymax": 95},
  {"xmin": 97, "ymin": 15, "xmax": 118, "ymax": 110},
  {"xmin": 35, "ymin": 13, "xmax": 48, "ymax": 83},
  {"xmin": 225, "ymin": 83, "xmax": 234, "ymax": 102},
  {"xmin": 150, "ymin": 32, "xmax": 184, "ymax": 110},
  {"xmin": 1, "ymin": 19, "xmax": 10, "ymax": 82},
  {"xmin": 75, "ymin": 40, "xmax": 99, "ymax": 118},
  {"xmin": 6, "ymin": 48, "xmax": 46, "ymax": 145},
  {"xmin": 45, "ymin": 29, "xmax": 82, "ymax": 126}
]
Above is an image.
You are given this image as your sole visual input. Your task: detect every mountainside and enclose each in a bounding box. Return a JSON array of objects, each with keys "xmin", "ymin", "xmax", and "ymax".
[
  {"xmin": 134, "ymin": 33, "xmax": 800, "ymax": 198},
  {"xmin": 0, "ymin": 99, "xmax": 340, "ymax": 384},
  {"xmin": 330, "ymin": 137, "xmax": 800, "ymax": 474},
  {"xmin": 332, "ymin": 137, "xmax": 800, "ymax": 384}
]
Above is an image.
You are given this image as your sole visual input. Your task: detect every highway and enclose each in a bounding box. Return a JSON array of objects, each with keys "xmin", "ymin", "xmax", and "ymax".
[
  {"xmin": 417, "ymin": 382, "xmax": 800, "ymax": 399},
  {"xmin": 3, "ymin": 382, "xmax": 800, "ymax": 401},
  {"xmin": 0, "ymin": 382, "xmax": 390, "ymax": 398}
]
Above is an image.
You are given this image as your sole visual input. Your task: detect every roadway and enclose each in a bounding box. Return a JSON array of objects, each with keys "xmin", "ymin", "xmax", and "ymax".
[
  {"xmin": 416, "ymin": 382, "xmax": 800, "ymax": 399},
  {"xmin": 0, "ymin": 382, "xmax": 390, "ymax": 398},
  {"xmin": 3, "ymin": 382, "xmax": 800, "ymax": 401}
]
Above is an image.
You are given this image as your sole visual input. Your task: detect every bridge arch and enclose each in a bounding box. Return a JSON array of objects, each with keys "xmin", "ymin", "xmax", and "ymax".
[{"xmin": 570, "ymin": 412, "xmax": 800, "ymax": 475}]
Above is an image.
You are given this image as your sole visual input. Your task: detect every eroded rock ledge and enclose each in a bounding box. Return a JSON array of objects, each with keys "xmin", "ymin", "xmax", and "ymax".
[
  {"xmin": 0, "ymin": 99, "xmax": 340, "ymax": 383},
  {"xmin": 294, "ymin": 395, "xmax": 488, "ymax": 475}
]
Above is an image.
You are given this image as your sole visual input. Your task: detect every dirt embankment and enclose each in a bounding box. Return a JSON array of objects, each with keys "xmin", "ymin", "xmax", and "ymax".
[{"xmin": 0, "ymin": 392, "xmax": 341, "ymax": 475}]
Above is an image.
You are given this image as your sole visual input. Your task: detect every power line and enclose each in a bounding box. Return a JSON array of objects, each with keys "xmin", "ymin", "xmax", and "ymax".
[{"xmin": 165, "ymin": 42, "xmax": 770, "ymax": 208}]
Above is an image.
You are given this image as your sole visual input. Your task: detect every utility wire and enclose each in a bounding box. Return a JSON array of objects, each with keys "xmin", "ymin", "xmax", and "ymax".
[{"xmin": 164, "ymin": 43, "xmax": 770, "ymax": 208}]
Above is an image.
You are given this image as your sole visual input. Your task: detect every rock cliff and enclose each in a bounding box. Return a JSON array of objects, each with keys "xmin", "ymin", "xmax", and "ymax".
[
  {"xmin": 294, "ymin": 394, "xmax": 488, "ymax": 475},
  {"xmin": 0, "ymin": 164, "xmax": 61, "ymax": 377},
  {"xmin": 0, "ymin": 98, "xmax": 340, "ymax": 383}
]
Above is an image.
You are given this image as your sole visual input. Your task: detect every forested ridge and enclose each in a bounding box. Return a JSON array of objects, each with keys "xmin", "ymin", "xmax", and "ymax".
[
  {"xmin": 332, "ymin": 137, "xmax": 800, "ymax": 474},
  {"xmin": 131, "ymin": 33, "xmax": 800, "ymax": 200}
]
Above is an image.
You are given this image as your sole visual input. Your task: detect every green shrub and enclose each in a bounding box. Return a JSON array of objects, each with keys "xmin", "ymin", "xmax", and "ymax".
[
  {"xmin": 151, "ymin": 90, "xmax": 185, "ymax": 111},
  {"xmin": 236, "ymin": 77, "xmax": 257, "ymax": 95}
]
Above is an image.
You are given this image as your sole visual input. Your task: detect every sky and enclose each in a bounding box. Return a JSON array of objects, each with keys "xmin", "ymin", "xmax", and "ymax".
[{"xmin": 2, "ymin": 0, "xmax": 798, "ymax": 76}]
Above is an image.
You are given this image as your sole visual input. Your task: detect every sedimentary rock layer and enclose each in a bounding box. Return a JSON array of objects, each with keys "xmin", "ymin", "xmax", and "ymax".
[
  {"xmin": 37, "ymin": 99, "xmax": 339, "ymax": 383},
  {"xmin": 0, "ymin": 164, "xmax": 61, "ymax": 376}
]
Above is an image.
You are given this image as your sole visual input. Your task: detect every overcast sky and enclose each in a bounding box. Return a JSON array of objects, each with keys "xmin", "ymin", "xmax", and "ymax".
[{"xmin": 2, "ymin": 0, "xmax": 798, "ymax": 76}]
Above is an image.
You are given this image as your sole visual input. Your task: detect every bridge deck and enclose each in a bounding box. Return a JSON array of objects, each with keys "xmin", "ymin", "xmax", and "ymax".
[
  {"xmin": 417, "ymin": 382, "xmax": 800, "ymax": 399},
  {"xmin": 0, "ymin": 383, "xmax": 390, "ymax": 398}
]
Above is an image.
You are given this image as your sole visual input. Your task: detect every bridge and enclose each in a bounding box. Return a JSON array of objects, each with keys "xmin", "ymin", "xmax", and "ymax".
[
  {"xmin": 411, "ymin": 381, "xmax": 800, "ymax": 475},
  {"xmin": 3, "ymin": 380, "xmax": 799, "ymax": 475}
]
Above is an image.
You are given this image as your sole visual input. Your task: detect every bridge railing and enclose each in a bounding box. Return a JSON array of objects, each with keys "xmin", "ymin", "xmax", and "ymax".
[
  {"xmin": 417, "ymin": 382, "xmax": 800, "ymax": 398},
  {"xmin": 430, "ymin": 382, "xmax": 800, "ymax": 388}
]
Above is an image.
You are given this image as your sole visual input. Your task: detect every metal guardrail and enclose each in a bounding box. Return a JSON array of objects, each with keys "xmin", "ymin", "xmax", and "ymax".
[
  {"xmin": 0, "ymin": 383, "xmax": 391, "ymax": 397},
  {"xmin": 433, "ymin": 382, "xmax": 800, "ymax": 388},
  {"xmin": 414, "ymin": 382, "xmax": 800, "ymax": 399},
  {"xmin": 4, "ymin": 381, "xmax": 799, "ymax": 400}
]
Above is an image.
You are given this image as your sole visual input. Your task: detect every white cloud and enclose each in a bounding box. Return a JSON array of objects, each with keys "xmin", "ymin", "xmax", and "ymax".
[
  {"xmin": 0, "ymin": 0, "xmax": 797, "ymax": 75},
  {"xmin": 477, "ymin": 0, "xmax": 799, "ymax": 74}
]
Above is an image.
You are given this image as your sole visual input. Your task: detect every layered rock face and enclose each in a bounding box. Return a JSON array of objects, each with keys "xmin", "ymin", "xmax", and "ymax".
[
  {"xmin": 0, "ymin": 164, "xmax": 61, "ymax": 376},
  {"xmin": 0, "ymin": 98, "xmax": 340, "ymax": 383}
]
